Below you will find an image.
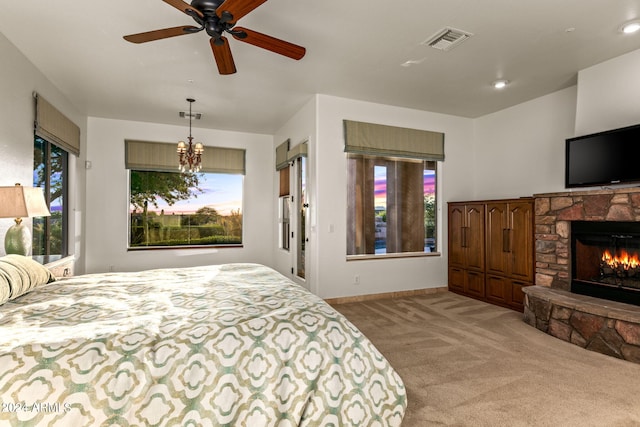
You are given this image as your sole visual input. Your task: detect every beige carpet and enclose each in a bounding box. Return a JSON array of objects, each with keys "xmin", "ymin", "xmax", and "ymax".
[{"xmin": 332, "ymin": 291, "xmax": 640, "ymax": 427}]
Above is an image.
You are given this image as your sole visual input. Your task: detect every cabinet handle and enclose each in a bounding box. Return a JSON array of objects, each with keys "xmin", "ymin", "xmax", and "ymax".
[
  {"xmin": 462, "ymin": 227, "xmax": 468, "ymax": 248},
  {"xmin": 503, "ymin": 229, "xmax": 509, "ymax": 253},
  {"xmin": 503, "ymin": 229, "xmax": 513, "ymax": 253}
]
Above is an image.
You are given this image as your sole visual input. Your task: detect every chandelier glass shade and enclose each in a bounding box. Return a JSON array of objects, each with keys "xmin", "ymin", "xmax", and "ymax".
[{"xmin": 177, "ymin": 98, "xmax": 204, "ymax": 173}]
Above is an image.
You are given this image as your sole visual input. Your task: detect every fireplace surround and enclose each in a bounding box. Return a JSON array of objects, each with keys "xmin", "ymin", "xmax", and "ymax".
[{"xmin": 523, "ymin": 188, "xmax": 640, "ymax": 364}]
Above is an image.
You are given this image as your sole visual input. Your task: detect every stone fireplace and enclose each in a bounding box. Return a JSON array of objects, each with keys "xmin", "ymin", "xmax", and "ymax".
[
  {"xmin": 534, "ymin": 188, "xmax": 640, "ymax": 292},
  {"xmin": 523, "ymin": 188, "xmax": 640, "ymax": 363},
  {"xmin": 571, "ymin": 220, "xmax": 640, "ymax": 306}
]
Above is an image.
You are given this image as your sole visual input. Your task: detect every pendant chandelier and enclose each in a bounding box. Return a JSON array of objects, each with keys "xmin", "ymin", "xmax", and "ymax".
[{"xmin": 177, "ymin": 98, "xmax": 204, "ymax": 173}]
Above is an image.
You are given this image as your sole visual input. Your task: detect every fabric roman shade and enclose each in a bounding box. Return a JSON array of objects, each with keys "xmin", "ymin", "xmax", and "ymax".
[
  {"xmin": 287, "ymin": 142, "xmax": 308, "ymax": 161},
  {"xmin": 34, "ymin": 93, "xmax": 81, "ymax": 156},
  {"xmin": 275, "ymin": 139, "xmax": 290, "ymax": 171},
  {"xmin": 343, "ymin": 120, "xmax": 444, "ymax": 161},
  {"xmin": 125, "ymin": 140, "xmax": 245, "ymax": 174}
]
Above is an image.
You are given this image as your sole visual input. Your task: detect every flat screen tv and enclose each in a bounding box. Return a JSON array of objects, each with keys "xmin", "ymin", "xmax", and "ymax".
[{"xmin": 565, "ymin": 123, "xmax": 640, "ymax": 188}]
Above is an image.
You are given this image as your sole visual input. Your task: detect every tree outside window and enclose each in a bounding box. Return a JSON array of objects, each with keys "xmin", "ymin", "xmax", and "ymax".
[
  {"xmin": 33, "ymin": 136, "xmax": 68, "ymax": 257},
  {"xmin": 129, "ymin": 170, "xmax": 243, "ymax": 248}
]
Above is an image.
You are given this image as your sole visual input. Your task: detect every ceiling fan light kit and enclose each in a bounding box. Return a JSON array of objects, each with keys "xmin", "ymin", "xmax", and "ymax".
[{"xmin": 123, "ymin": 0, "xmax": 306, "ymax": 75}]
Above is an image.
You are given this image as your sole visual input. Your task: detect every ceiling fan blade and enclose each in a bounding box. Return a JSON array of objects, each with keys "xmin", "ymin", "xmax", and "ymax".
[
  {"xmin": 232, "ymin": 27, "xmax": 305, "ymax": 60},
  {"xmin": 163, "ymin": 0, "xmax": 204, "ymax": 19},
  {"xmin": 216, "ymin": 0, "xmax": 267, "ymax": 24},
  {"xmin": 124, "ymin": 26, "xmax": 200, "ymax": 43},
  {"xmin": 210, "ymin": 37, "xmax": 237, "ymax": 75}
]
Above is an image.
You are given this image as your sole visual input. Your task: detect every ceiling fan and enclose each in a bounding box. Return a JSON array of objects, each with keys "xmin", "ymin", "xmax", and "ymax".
[{"xmin": 123, "ymin": 0, "xmax": 306, "ymax": 75}]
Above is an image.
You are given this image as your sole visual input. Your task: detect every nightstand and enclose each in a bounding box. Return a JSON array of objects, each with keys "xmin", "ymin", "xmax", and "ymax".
[{"xmin": 33, "ymin": 255, "xmax": 75, "ymax": 278}]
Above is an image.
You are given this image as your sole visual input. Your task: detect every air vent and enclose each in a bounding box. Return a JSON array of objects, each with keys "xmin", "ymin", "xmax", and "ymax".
[{"xmin": 422, "ymin": 27, "xmax": 473, "ymax": 51}]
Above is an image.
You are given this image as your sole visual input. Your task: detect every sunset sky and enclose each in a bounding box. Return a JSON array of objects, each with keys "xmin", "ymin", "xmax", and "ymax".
[
  {"xmin": 131, "ymin": 167, "xmax": 435, "ymax": 216},
  {"xmin": 374, "ymin": 167, "xmax": 436, "ymax": 208},
  {"xmin": 135, "ymin": 173, "xmax": 243, "ymax": 216}
]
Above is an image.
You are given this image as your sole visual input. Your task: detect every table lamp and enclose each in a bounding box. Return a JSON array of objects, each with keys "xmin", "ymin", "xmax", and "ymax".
[{"xmin": 0, "ymin": 183, "xmax": 51, "ymax": 256}]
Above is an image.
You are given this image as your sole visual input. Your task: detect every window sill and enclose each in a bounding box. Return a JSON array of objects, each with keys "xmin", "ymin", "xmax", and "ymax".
[
  {"xmin": 347, "ymin": 251, "xmax": 441, "ymax": 261},
  {"xmin": 127, "ymin": 244, "xmax": 243, "ymax": 251}
]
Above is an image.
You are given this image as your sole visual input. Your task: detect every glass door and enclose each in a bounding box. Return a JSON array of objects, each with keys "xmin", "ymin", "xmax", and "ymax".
[{"xmin": 296, "ymin": 155, "xmax": 307, "ymax": 279}]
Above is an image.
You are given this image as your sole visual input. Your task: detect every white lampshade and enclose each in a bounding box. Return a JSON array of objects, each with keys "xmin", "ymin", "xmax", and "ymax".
[
  {"xmin": 0, "ymin": 184, "xmax": 50, "ymax": 256},
  {"xmin": 177, "ymin": 141, "xmax": 187, "ymax": 153},
  {"xmin": 0, "ymin": 184, "xmax": 51, "ymax": 219}
]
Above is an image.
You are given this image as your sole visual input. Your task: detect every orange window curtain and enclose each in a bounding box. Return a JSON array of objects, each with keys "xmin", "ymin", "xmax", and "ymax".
[{"xmin": 279, "ymin": 167, "xmax": 290, "ymax": 197}]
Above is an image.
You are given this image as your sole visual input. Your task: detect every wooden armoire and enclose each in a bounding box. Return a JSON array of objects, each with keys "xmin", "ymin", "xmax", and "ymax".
[{"xmin": 447, "ymin": 198, "xmax": 534, "ymax": 311}]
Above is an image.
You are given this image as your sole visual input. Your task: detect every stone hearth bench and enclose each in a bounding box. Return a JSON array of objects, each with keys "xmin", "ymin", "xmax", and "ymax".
[{"xmin": 523, "ymin": 286, "xmax": 640, "ymax": 364}]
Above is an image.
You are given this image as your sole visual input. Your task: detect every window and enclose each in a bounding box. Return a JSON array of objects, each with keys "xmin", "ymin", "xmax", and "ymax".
[
  {"xmin": 343, "ymin": 120, "xmax": 443, "ymax": 258},
  {"xmin": 33, "ymin": 137, "xmax": 69, "ymax": 257},
  {"xmin": 128, "ymin": 171, "xmax": 243, "ymax": 248},
  {"xmin": 347, "ymin": 154, "xmax": 437, "ymax": 256},
  {"xmin": 296, "ymin": 155, "xmax": 307, "ymax": 278},
  {"xmin": 279, "ymin": 196, "xmax": 290, "ymax": 251},
  {"xmin": 125, "ymin": 140, "xmax": 245, "ymax": 249},
  {"xmin": 278, "ymin": 165, "xmax": 290, "ymax": 251},
  {"xmin": 274, "ymin": 139, "xmax": 308, "ymax": 273},
  {"xmin": 32, "ymin": 93, "xmax": 80, "ymax": 259}
]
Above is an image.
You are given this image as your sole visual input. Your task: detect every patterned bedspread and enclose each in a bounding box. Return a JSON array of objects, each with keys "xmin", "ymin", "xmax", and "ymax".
[{"xmin": 0, "ymin": 263, "xmax": 406, "ymax": 426}]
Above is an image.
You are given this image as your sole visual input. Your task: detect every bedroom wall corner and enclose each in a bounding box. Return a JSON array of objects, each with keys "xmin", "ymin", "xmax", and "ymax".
[
  {"xmin": 575, "ymin": 47, "xmax": 640, "ymax": 136},
  {"xmin": 313, "ymin": 95, "xmax": 474, "ymax": 300},
  {"xmin": 472, "ymin": 86, "xmax": 577, "ymax": 200},
  {"xmin": 84, "ymin": 117, "xmax": 274, "ymax": 273},
  {"xmin": 0, "ymin": 32, "xmax": 87, "ymax": 268}
]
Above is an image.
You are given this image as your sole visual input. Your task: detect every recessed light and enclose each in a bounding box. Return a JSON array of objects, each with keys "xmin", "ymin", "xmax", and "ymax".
[
  {"xmin": 400, "ymin": 58, "xmax": 426, "ymax": 67},
  {"xmin": 492, "ymin": 79, "xmax": 509, "ymax": 89},
  {"xmin": 621, "ymin": 20, "xmax": 640, "ymax": 34}
]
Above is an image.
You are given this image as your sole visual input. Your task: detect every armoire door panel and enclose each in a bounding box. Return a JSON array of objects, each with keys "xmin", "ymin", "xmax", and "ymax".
[
  {"xmin": 465, "ymin": 270, "xmax": 485, "ymax": 297},
  {"xmin": 485, "ymin": 203, "xmax": 508, "ymax": 276},
  {"xmin": 465, "ymin": 205, "xmax": 485, "ymax": 271},
  {"xmin": 448, "ymin": 206, "xmax": 466, "ymax": 268},
  {"xmin": 485, "ymin": 275, "xmax": 510, "ymax": 305},
  {"xmin": 510, "ymin": 280, "xmax": 530, "ymax": 310},
  {"xmin": 509, "ymin": 202, "xmax": 534, "ymax": 281},
  {"xmin": 448, "ymin": 267, "xmax": 465, "ymax": 293}
]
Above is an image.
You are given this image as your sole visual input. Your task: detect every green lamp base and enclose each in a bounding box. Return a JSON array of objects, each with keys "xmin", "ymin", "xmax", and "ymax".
[{"xmin": 4, "ymin": 222, "xmax": 31, "ymax": 256}]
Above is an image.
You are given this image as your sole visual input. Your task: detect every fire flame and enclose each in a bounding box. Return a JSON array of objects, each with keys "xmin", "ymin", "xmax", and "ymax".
[{"xmin": 601, "ymin": 249, "xmax": 640, "ymax": 270}]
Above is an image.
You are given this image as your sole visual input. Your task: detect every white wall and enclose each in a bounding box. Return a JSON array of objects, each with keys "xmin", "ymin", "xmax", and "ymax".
[
  {"xmin": 575, "ymin": 48, "xmax": 640, "ymax": 136},
  {"xmin": 84, "ymin": 117, "xmax": 274, "ymax": 273},
  {"xmin": 473, "ymin": 86, "xmax": 577, "ymax": 199},
  {"xmin": 309, "ymin": 95, "xmax": 475, "ymax": 299},
  {"xmin": 0, "ymin": 32, "xmax": 86, "ymax": 265}
]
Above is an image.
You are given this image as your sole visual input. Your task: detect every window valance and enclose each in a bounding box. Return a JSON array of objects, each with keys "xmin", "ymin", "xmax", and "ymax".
[
  {"xmin": 125, "ymin": 140, "xmax": 245, "ymax": 174},
  {"xmin": 287, "ymin": 142, "xmax": 308, "ymax": 161},
  {"xmin": 34, "ymin": 93, "xmax": 81, "ymax": 156},
  {"xmin": 343, "ymin": 120, "xmax": 444, "ymax": 161},
  {"xmin": 275, "ymin": 139, "xmax": 290, "ymax": 171}
]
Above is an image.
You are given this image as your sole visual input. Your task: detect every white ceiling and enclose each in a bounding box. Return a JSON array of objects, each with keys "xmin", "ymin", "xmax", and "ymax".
[{"xmin": 1, "ymin": 0, "xmax": 640, "ymax": 135}]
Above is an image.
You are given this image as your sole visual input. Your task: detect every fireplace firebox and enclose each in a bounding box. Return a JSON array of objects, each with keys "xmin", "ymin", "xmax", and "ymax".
[{"xmin": 571, "ymin": 221, "xmax": 640, "ymax": 306}]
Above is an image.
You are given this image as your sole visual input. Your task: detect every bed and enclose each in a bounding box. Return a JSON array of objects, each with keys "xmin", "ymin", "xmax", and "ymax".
[{"xmin": 0, "ymin": 256, "xmax": 406, "ymax": 426}]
